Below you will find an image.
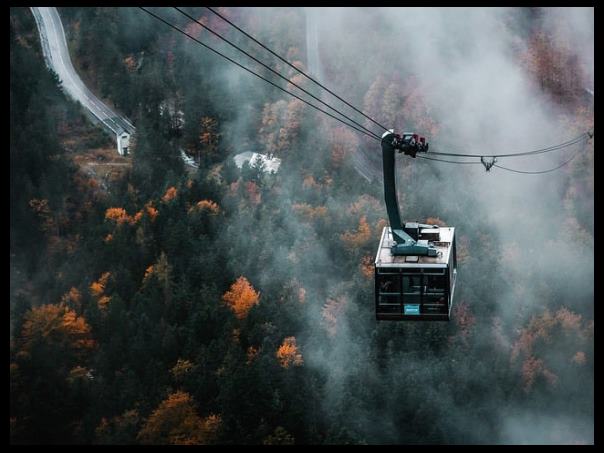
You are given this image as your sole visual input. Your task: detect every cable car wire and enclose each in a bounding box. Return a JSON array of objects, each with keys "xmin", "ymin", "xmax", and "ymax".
[
  {"xmin": 141, "ymin": 7, "xmax": 592, "ymax": 177},
  {"xmin": 492, "ymin": 138, "xmax": 588, "ymax": 174},
  {"xmin": 427, "ymin": 130, "xmax": 592, "ymax": 158},
  {"xmin": 205, "ymin": 6, "xmax": 392, "ymax": 134},
  {"xmin": 173, "ymin": 7, "xmax": 382, "ymax": 141},
  {"xmin": 139, "ymin": 7, "xmax": 380, "ymax": 141},
  {"xmin": 416, "ymin": 155, "xmax": 482, "ymax": 165}
]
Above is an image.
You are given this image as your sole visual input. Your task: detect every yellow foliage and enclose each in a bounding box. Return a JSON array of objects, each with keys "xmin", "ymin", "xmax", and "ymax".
[
  {"xmin": 162, "ymin": 187, "xmax": 178, "ymax": 203},
  {"xmin": 222, "ymin": 276, "xmax": 260, "ymax": 320},
  {"xmin": 341, "ymin": 216, "xmax": 371, "ymax": 249},
  {"xmin": 276, "ymin": 336, "xmax": 303, "ymax": 368}
]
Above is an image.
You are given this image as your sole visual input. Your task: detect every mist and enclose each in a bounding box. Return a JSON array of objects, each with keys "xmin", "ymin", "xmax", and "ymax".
[
  {"xmin": 10, "ymin": 6, "xmax": 593, "ymax": 445},
  {"xmin": 206, "ymin": 7, "xmax": 593, "ymax": 444}
]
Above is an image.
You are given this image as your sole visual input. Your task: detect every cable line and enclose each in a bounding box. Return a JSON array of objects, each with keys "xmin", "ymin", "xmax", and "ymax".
[
  {"xmin": 173, "ymin": 7, "xmax": 382, "ymax": 140},
  {"xmin": 417, "ymin": 155, "xmax": 482, "ymax": 165},
  {"xmin": 139, "ymin": 7, "xmax": 380, "ymax": 141},
  {"xmin": 493, "ymin": 139, "xmax": 588, "ymax": 174},
  {"xmin": 205, "ymin": 6, "xmax": 391, "ymax": 134},
  {"xmin": 427, "ymin": 130, "xmax": 592, "ymax": 158}
]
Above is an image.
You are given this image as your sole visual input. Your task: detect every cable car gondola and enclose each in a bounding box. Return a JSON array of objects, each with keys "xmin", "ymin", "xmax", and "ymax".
[{"xmin": 374, "ymin": 131, "xmax": 457, "ymax": 321}]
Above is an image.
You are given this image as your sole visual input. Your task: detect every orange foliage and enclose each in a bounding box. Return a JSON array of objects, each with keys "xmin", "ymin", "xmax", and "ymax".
[
  {"xmin": 191, "ymin": 199, "xmax": 220, "ymax": 215},
  {"xmin": 341, "ymin": 216, "xmax": 371, "ymax": 249},
  {"xmin": 511, "ymin": 307, "xmax": 589, "ymax": 392},
  {"xmin": 292, "ymin": 203, "xmax": 328, "ymax": 222},
  {"xmin": 21, "ymin": 303, "xmax": 95, "ymax": 352},
  {"xmin": 259, "ymin": 99, "xmax": 304, "ymax": 158},
  {"xmin": 143, "ymin": 265, "xmax": 154, "ymax": 282},
  {"xmin": 330, "ymin": 127, "xmax": 359, "ymax": 167},
  {"xmin": 222, "ymin": 276, "xmax": 260, "ymax": 320},
  {"xmin": 199, "ymin": 116, "xmax": 218, "ymax": 147},
  {"xmin": 322, "ymin": 296, "xmax": 348, "ymax": 337},
  {"xmin": 105, "ymin": 207, "xmax": 133, "ymax": 225},
  {"xmin": 360, "ymin": 255, "xmax": 374, "ymax": 279},
  {"xmin": 98, "ymin": 295, "xmax": 112, "ymax": 311},
  {"xmin": 137, "ymin": 391, "xmax": 221, "ymax": 445},
  {"xmin": 90, "ymin": 272, "xmax": 111, "ymax": 297},
  {"xmin": 61, "ymin": 287, "xmax": 82, "ymax": 311},
  {"xmin": 162, "ymin": 187, "xmax": 178, "ymax": 203},
  {"xmin": 348, "ymin": 195, "xmax": 381, "ymax": 217},
  {"xmin": 276, "ymin": 337, "xmax": 303, "ymax": 368},
  {"xmin": 104, "ymin": 233, "xmax": 113, "ymax": 243},
  {"xmin": 146, "ymin": 205, "xmax": 159, "ymax": 222}
]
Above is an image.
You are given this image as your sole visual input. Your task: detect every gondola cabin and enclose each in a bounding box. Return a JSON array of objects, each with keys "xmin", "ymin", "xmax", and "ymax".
[{"xmin": 374, "ymin": 226, "xmax": 457, "ymax": 321}]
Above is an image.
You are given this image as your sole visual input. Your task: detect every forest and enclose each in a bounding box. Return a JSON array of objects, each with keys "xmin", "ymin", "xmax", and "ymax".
[{"xmin": 10, "ymin": 6, "xmax": 593, "ymax": 444}]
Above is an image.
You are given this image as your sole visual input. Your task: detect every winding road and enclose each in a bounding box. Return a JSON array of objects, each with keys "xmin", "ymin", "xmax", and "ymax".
[{"xmin": 30, "ymin": 7, "xmax": 135, "ymax": 139}]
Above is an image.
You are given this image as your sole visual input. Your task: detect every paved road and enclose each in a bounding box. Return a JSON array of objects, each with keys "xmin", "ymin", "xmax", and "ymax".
[
  {"xmin": 30, "ymin": 7, "xmax": 202, "ymax": 168},
  {"xmin": 31, "ymin": 7, "xmax": 135, "ymax": 136}
]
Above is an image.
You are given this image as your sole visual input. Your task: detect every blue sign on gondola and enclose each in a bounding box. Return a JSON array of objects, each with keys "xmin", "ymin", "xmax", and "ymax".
[{"xmin": 404, "ymin": 304, "xmax": 420, "ymax": 315}]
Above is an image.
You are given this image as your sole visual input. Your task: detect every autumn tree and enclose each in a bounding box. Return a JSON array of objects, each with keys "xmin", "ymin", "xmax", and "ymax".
[
  {"xmin": 222, "ymin": 276, "xmax": 260, "ymax": 320},
  {"xmin": 198, "ymin": 116, "xmax": 219, "ymax": 163},
  {"xmin": 20, "ymin": 303, "xmax": 95, "ymax": 357},
  {"xmin": 340, "ymin": 216, "xmax": 371, "ymax": 250},
  {"xmin": 276, "ymin": 337, "xmax": 303, "ymax": 368},
  {"xmin": 137, "ymin": 391, "xmax": 220, "ymax": 445}
]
